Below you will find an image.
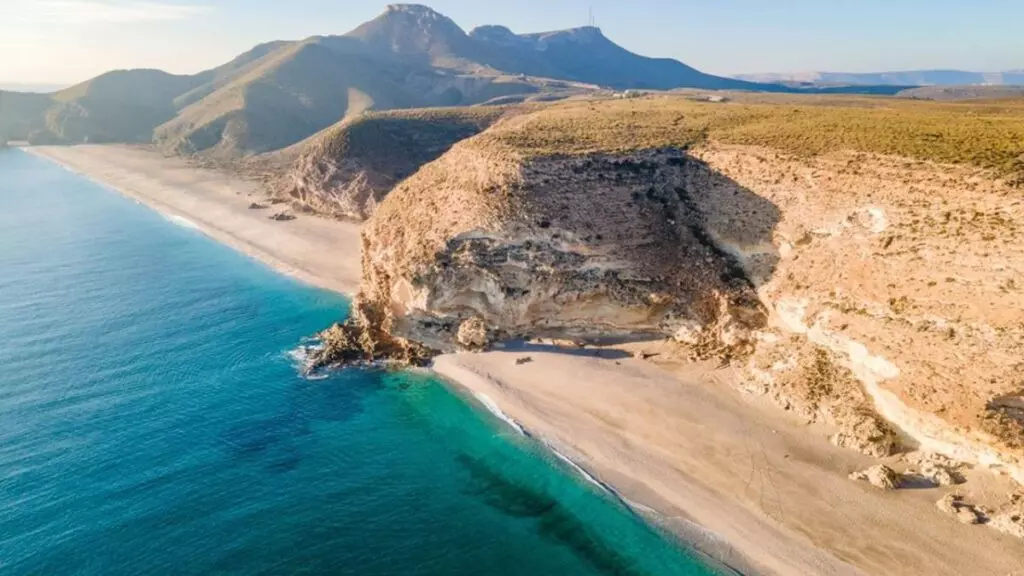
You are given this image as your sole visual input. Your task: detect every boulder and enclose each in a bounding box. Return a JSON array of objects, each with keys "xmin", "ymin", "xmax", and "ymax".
[
  {"xmin": 456, "ymin": 317, "xmax": 490, "ymax": 350},
  {"xmin": 848, "ymin": 465, "xmax": 901, "ymax": 490}
]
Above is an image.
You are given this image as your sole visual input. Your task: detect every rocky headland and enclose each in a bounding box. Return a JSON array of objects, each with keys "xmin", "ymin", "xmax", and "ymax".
[{"xmin": 303, "ymin": 94, "xmax": 1024, "ymax": 553}]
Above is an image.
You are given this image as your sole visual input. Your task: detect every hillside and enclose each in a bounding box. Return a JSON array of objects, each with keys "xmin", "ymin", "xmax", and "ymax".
[
  {"xmin": 1, "ymin": 69, "xmax": 202, "ymax": 145},
  {"xmin": 1, "ymin": 3, "xmax": 794, "ymax": 155},
  {"xmin": 279, "ymin": 106, "xmax": 511, "ymax": 220},
  {"xmin": 153, "ymin": 42, "xmax": 423, "ymax": 156},
  {"xmin": 0, "ymin": 91, "xmax": 53, "ymax": 144}
]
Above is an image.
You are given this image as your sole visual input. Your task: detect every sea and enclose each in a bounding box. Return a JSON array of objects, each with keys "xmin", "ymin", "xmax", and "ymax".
[{"xmin": 0, "ymin": 149, "xmax": 724, "ymax": 575}]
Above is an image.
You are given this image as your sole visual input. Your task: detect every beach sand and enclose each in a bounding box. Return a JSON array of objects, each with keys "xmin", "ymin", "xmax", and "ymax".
[
  {"xmin": 27, "ymin": 145, "xmax": 362, "ymax": 295},
  {"xmin": 27, "ymin": 145, "xmax": 1024, "ymax": 575},
  {"xmin": 436, "ymin": 348, "xmax": 1024, "ymax": 575}
]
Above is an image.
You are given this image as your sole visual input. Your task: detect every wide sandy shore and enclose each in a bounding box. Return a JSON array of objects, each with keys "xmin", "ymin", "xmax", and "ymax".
[
  {"xmin": 27, "ymin": 145, "xmax": 1024, "ymax": 575},
  {"xmin": 435, "ymin": 348, "xmax": 1024, "ymax": 575},
  {"xmin": 28, "ymin": 145, "xmax": 362, "ymax": 294}
]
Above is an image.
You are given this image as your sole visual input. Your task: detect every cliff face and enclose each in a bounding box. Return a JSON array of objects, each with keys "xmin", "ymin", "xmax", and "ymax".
[
  {"xmin": 690, "ymin": 144, "xmax": 1024, "ymax": 479},
  {"xmin": 359, "ymin": 142, "xmax": 770, "ymax": 350}
]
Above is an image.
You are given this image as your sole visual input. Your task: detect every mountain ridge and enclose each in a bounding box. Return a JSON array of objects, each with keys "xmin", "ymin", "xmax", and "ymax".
[{"xmin": 2, "ymin": 3, "xmax": 788, "ymax": 154}]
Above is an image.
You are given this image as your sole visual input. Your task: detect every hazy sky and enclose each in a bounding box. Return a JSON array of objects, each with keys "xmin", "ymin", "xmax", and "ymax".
[{"xmin": 2, "ymin": 0, "xmax": 1022, "ymax": 85}]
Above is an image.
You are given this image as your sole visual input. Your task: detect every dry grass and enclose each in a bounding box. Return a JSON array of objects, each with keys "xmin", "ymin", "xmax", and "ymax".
[
  {"xmin": 306, "ymin": 106, "xmax": 509, "ymax": 162},
  {"xmin": 480, "ymin": 94, "xmax": 1024, "ymax": 176}
]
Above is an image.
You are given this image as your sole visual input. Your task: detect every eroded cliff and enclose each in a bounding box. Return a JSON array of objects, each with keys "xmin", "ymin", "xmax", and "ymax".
[
  {"xmin": 691, "ymin": 144, "xmax": 1024, "ymax": 477},
  {"xmin": 359, "ymin": 140, "xmax": 769, "ymax": 352}
]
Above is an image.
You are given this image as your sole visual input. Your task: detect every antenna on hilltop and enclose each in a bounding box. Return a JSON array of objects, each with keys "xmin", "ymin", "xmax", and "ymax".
[{"xmin": 588, "ymin": 6, "xmax": 595, "ymax": 27}]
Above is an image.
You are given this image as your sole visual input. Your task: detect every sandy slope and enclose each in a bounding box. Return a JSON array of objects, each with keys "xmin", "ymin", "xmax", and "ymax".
[
  {"xmin": 27, "ymin": 145, "xmax": 362, "ymax": 295},
  {"xmin": 435, "ymin": 348, "xmax": 1024, "ymax": 575},
  {"xmin": 24, "ymin": 144, "xmax": 1024, "ymax": 575}
]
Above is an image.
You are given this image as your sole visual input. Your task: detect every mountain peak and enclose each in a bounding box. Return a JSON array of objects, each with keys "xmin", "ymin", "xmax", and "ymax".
[
  {"xmin": 347, "ymin": 4, "xmax": 470, "ymax": 60},
  {"xmin": 385, "ymin": 4, "xmax": 445, "ymax": 18}
]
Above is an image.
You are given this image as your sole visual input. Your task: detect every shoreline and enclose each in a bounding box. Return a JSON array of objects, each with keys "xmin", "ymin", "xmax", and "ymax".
[
  {"xmin": 25, "ymin": 145, "xmax": 362, "ymax": 296},
  {"xmin": 433, "ymin": 350, "xmax": 1024, "ymax": 575},
  {"xmin": 442, "ymin": 368, "xmax": 756, "ymax": 576},
  {"xmin": 25, "ymin": 144, "xmax": 1024, "ymax": 575}
]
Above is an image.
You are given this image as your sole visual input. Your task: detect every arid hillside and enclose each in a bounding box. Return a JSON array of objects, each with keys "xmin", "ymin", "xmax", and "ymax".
[{"xmin": 278, "ymin": 106, "xmax": 513, "ymax": 220}]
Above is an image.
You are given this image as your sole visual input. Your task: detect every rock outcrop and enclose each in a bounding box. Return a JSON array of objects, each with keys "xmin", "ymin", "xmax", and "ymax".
[
  {"xmin": 988, "ymin": 492, "xmax": 1024, "ymax": 538},
  {"xmin": 936, "ymin": 494, "xmax": 984, "ymax": 525},
  {"xmin": 306, "ymin": 297, "xmax": 435, "ymax": 371},
  {"xmin": 849, "ymin": 465, "xmax": 902, "ymax": 490},
  {"xmin": 903, "ymin": 452, "xmax": 966, "ymax": 487},
  {"xmin": 455, "ymin": 317, "xmax": 490, "ymax": 350},
  {"xmin": 358, "ymin": 140, "xmax": 769, "ymax": 352}
]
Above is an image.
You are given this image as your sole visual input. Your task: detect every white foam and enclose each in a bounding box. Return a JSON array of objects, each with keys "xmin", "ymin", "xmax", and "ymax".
[
  {"xmin": 550, "ymin": 445, "xmax": 608, "ymax": 493},
  {"xmin": 287, "ymin": 341, "xmax": 326, "ymax": 378},
  {"xmin": 472, "ymin": 391, "xmax": 525, "ymax": 435},
  {"xmin": 162, "ymin": 213, "xmax": 200, "ymax": 230}
]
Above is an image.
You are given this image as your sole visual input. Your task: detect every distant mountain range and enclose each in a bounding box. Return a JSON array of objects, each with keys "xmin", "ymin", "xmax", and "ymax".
[
  {"xmin": 0, "ymin": 3, "xmax": 782, "ymax": 156},
  {"xmin": 734, "ymin": 69, "xmax": 1024, "ymax": 86}
]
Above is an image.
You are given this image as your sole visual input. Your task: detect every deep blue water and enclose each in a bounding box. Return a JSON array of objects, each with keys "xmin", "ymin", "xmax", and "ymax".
[{"xmin": 0, "ymin": 149, "xmax": 723, "ymax": 575}]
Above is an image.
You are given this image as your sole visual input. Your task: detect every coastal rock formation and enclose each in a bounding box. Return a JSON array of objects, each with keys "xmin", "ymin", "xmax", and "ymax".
[
  {"xmin": 903, "ymin": 452, "xmax": 966, "ymax": 487},
  {"xmin": 308, "ymin": 97, "xmax": 1024, "ymax": 506},
  {"xmin": 306, "ymin": 297, "xmax": 435, "ymax": 371},
  {"xmin": 358, "ymin": 139, "xmax": 770, "ymax": 352},
  {"xmin": 455, "ymin": 317, "xmax": 490, "ymax": 350}
]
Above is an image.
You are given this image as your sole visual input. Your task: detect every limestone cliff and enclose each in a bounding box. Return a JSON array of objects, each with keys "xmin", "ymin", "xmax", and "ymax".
[
  {"xmin": 359, "ymin": 140, "xmax": 769, "ymax": 351},
  {"xmin": 690, "ymin": 144, "xmax": 1024, "ymax": 481}
]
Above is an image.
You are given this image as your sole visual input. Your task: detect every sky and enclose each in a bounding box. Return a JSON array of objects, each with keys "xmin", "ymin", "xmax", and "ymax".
[{"xmin": 2, "ymin": 0, "xmax": 1022, "ymax": 86}]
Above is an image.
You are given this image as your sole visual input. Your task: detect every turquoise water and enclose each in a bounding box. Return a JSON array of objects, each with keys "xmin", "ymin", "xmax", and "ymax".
[{"xmin": 0, "ymin": 149, "xmax": 724, "ymax": 575}]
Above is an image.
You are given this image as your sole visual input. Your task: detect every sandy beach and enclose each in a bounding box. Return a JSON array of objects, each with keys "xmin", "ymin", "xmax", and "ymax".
[
  {"xmin": 26, "ymin": 145, "xmax": 1024, "ymax": 575},
  {"xmin": 435, "ymin": 348, "xmax": 1024, "ymax": 575},
  {"xmin": 27, "ymin": 145, "xmax": 362, "ymax": 295}
]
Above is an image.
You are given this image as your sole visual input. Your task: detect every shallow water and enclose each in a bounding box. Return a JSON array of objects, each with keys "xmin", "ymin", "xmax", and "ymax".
[{"xmin": 0, "ymin": 150, "xmax": 724, "ymax": 575}]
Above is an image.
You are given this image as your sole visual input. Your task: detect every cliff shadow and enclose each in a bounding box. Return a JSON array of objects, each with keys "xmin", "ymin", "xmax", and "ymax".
[
  {"xmin": 498, "ymin": 341, "xmax": 634, "ymax": 360},
  {"xmin": 674, "ymin": 153, "xmax": 782, "ymax": 289}
]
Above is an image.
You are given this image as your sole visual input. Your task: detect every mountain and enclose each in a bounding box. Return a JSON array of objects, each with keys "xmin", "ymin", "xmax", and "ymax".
[
  {"xmin": 1, "ymin": 3, "xmax": 783, "ymax": 154},
  {"xmin": 735, "ymin": 69, "xmax": 1024, "ymax": 86}
]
